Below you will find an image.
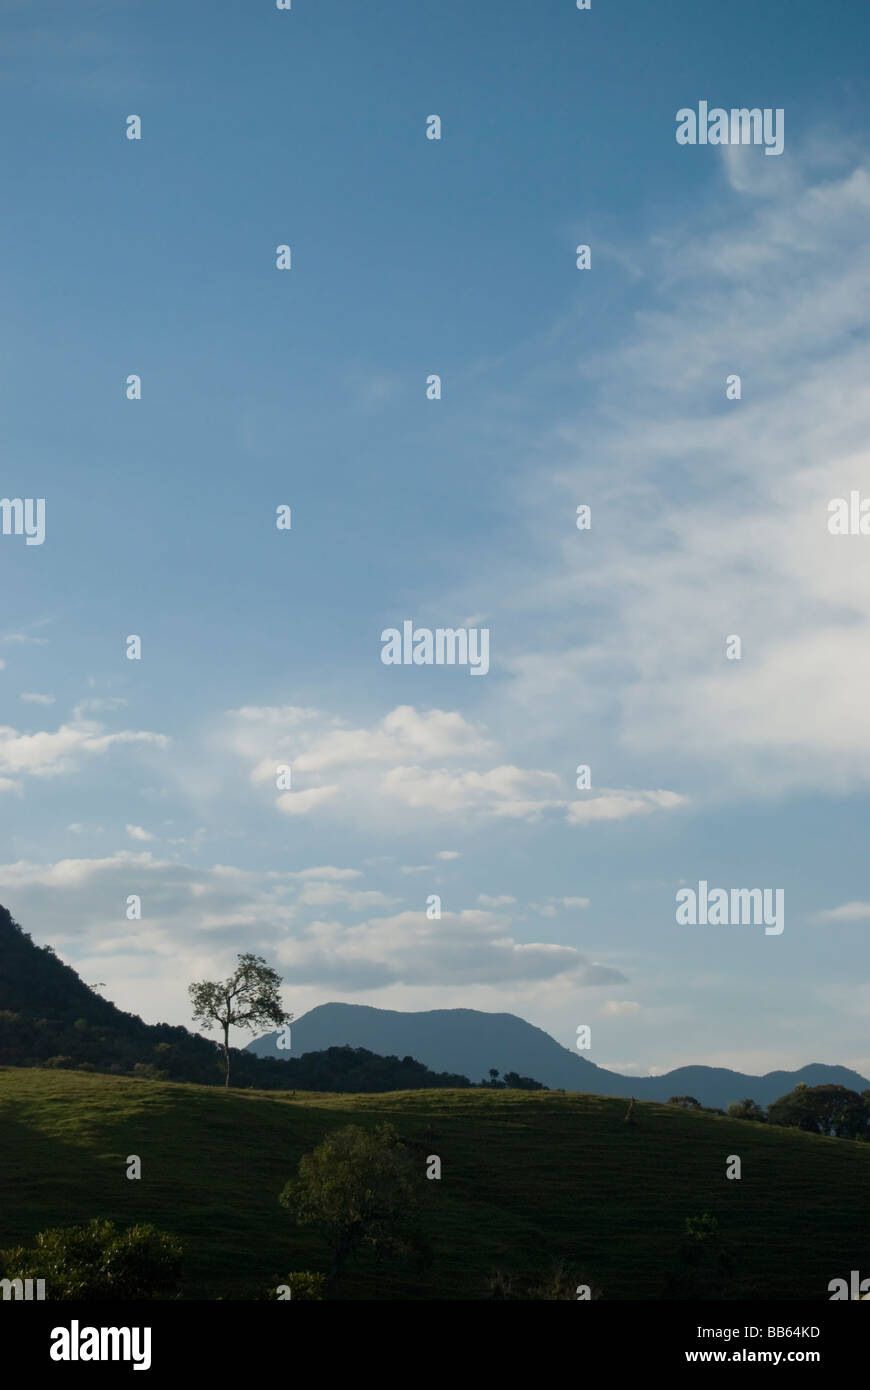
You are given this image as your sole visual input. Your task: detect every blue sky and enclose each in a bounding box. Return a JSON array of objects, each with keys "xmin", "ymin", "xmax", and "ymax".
[{"xmin": 3, "ymin": 0, "xmax": 870, "ymax": 1079}]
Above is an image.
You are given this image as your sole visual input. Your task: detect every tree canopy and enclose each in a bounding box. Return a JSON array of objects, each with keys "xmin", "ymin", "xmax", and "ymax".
[
  {"xmin": 279, "ymin": 1122, "xmax": 430, "ymax": 1282},
  {"xmin": 189, "ymin": 953, "xmax": 290, "ymax": 1088}
]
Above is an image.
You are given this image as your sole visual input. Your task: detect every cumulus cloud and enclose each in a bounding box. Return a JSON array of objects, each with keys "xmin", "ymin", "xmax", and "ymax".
[
  {"xmin": 227, "ymin": 704, "xmax": 554, "ymax": 822},
  {"xmin": 20, "ymin": 692, "xmax": 54, "ymax": 705},
  {"xmin": 0, "ymin": 856, "xmax": 626, "ymax": 1010},
  {"xmin": 223, "ymin": 702, "xmax": 686, "ymax": 830},
  {"xmin": 238, "ymin": 704, "xmax": 492, "ymax": 783},
  {"xmin": 0, "ymin": 718, "xmax": 167, "ymax": 779},
  {"xmin": 295, "ymin": 706, "xmax": 495, "ymax": 772},
  {"xmin": 274, "ymin": 909, "xmax": 614, "ymax": 990}
]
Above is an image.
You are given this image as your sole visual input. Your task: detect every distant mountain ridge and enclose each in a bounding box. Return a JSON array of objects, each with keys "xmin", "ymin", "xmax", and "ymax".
[
  {"xmin": 248, "ymin": 1002, "xmax": 870, "ymax": 1110},
  {"xmin": 3, "ymin": 900, "xmax": 865, "ymax": 1108}
]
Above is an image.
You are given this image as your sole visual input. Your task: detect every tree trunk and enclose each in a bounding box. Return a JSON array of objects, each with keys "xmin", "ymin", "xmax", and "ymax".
[{"xmin": 223, "ymin": 1020, "xmax": 230, "ymax": 1088}]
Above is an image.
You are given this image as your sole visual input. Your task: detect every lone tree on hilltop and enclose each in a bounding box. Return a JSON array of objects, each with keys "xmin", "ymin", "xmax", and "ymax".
[{"xmin": 188, "ymin": 953, "xmax": 290, "ymax": 1089}]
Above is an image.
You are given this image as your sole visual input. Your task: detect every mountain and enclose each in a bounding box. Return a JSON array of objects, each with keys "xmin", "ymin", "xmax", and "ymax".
[
  {"xmin": 4, "ymin": 899, "xmax": 865, "ymax": 1108},
  {"xmin": 247, "ymin": 1002, "xmax": 870, "ymax": 1110}
]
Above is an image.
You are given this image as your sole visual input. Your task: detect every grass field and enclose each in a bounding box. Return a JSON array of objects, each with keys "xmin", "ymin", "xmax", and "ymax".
[{"xmin": 2, "ymin": 1067, "xmax": 868, "ymax": 1300}]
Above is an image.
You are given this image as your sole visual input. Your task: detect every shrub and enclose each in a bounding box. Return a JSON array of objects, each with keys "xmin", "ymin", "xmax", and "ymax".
[{"xmin": 1, "ymin": 1219, "xmax": 183, "ymax": 1300}]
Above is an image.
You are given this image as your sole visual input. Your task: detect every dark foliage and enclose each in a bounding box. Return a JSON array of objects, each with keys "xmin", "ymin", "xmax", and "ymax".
[
  {"xmin": 478, "ymin": 1067, "xmax": 547, "ymax": 1090},
  {"xmin": 767, "ymin": 1082, "xmax": 869, "ymax": 1140},
  {"xmin": 1, "ymin": 1219, "xmax": 182, "ymax": 1301}
]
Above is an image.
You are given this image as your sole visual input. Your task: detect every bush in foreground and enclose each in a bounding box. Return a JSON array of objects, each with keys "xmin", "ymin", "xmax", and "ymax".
[{"xmin": 1, "ymin": 1218, "xmax": 183, "ymax": 1300}]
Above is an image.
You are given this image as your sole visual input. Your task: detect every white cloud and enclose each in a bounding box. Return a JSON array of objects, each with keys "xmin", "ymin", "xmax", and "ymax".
[
  {"xmin": 296, "ymin": 880, "xmax": 397, "ymax": 910},
  {"xmin": 0, "ymin": 719, "xmax": 167, "ymax": 778},
  {"xmin": 226, "ymin": 702, "xmax": 684, "ymax": 832},
  {"xmin": 0, "ymin": 852, "xmax": 164, "ymax": 890},
  {"xmin": 276, "ymin": 786, "xmax": 339, "ymax": 816},
  {"xmin": 126, "ymin": 825, "xmax": 154, "ymax": 842},
  {"xmin": 816, "ymin": 901, "xmax": 870, "ymax": 923},
  {"xmin": 566, "ymin": 790, "xmax": 687, "ymax": 825},
  {"xmin": 291, "ymin": 705, "xmax": 493, "ymax": 774},
  {"xmin": 478, "ymin": 894, "xmax": 516, "ymax": 907},
  {"xmin": 379, "ymin": 764, "xmax": 562, "ymax": 819},
  {"xmin": 20, "ymin": 693, "xmax": 55, "ymax": 705},
  {"xmin": 234, "ymin": 703, "xmax": 491, "ymax": 779},
  {"xmin": 437, "ymin": 850, "xmax": 461, "ymax": 860},
  {"xmin": 230, "ymin": 704, "xmax": 559, "ymax": 822}
]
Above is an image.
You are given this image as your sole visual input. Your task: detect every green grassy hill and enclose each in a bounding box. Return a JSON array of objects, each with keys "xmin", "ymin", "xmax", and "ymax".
[{"xmin": 2, "ymin": 1067, "xmax": 867, "ymax": 1300}]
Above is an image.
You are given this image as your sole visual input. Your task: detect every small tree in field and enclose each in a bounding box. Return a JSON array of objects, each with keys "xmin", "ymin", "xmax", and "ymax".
[
  {"xmin": 188, "ymin": 952, "xmax": 290, "ymax": 1088},
  {"xmin": 279, "ymin": 1122, "xmax": 429, "ymax": 1283}
]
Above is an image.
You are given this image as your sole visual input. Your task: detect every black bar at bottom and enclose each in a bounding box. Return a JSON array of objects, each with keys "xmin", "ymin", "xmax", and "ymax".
[{"xmin": 0, "ymin": 1298, "xmax": 863, "ymax": 1375}]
